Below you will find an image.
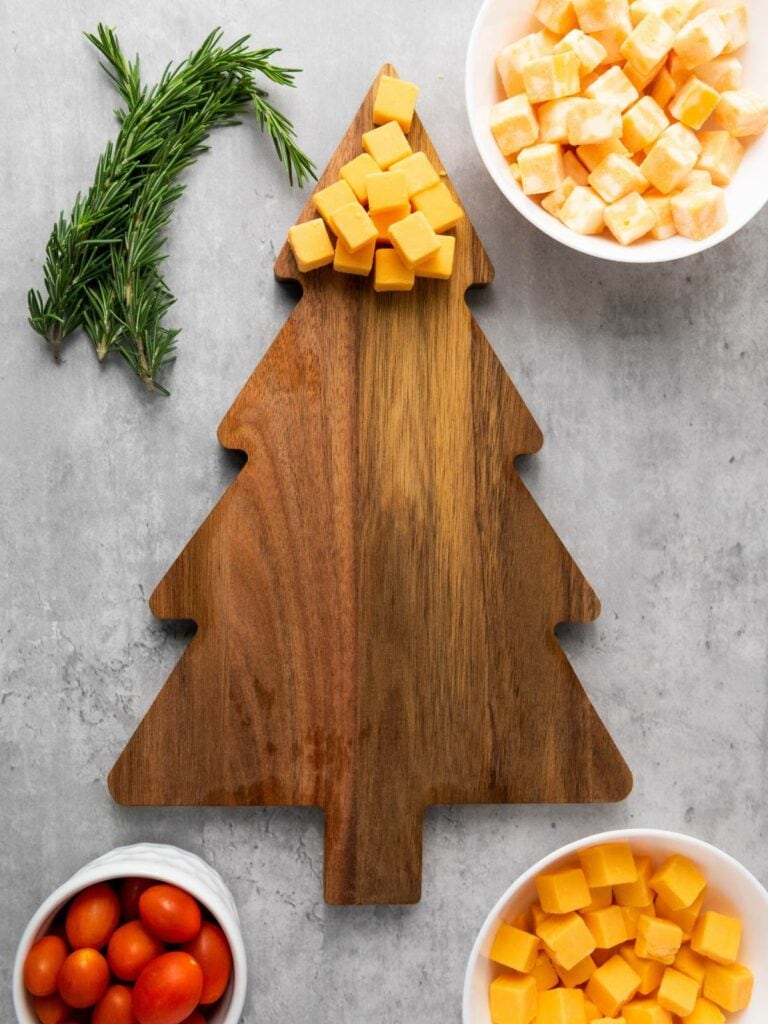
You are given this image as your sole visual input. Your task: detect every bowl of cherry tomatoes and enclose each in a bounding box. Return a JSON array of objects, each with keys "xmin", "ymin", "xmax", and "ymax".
[{"xmin": 13, "ymin": 843, "xmax": 247, "ymax": 1024}]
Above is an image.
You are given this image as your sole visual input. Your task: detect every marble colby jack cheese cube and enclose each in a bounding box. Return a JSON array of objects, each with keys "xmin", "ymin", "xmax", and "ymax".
[
  {"xmin": 558, "ymin": 185, "xmax": 606, "ymax": 233},
  {"xmin": 518, "ymin": 143, "xmax": 566, "ymax": 194},
  {"xmin": 567, "ymin": 100, "xmax": 623, "ymax": 146},
  {"xmin": 535, "ymin": 0, "xmax": 579, "ymax": 35},
  {"xmin": 716, "ymin": 89, "xmax": 768, "ymax": 137},
  {"xmin": 372, "ymin": 75, "xmax": 419, "ymax": 132},
  {"xmin": 496, "ymin": 31, "xmax": 558, "ymax": 97},
  {"xmin": 577, "ymin": 137, "xmax": 630, "ymax": 170},
  {"xmin": 573, "ymin": 0, "xmax": 630, "ymax": 33},
  {"xmin": 696, "ymin": 131, "xmax": 744, "ymax": 185},
  {"xmin": 640, "ymin": 123, "xmax": 701, "ymax": 193},
  {"xmin": 717, "ymin": 2, "xmax": 748, "ymax": 54},
  {"xmin": 589, "ymin": 152, "xmax": 647, "ymax": 202},
  {"xmin": 585, "ymin": 66, "xmax": 640, "ymax": 111},
  {"xmin": 621, "ymin": 96, "xmax": 669, "ymax": 152},
  {"xmin": 669, "ymin": 76, "xmax": 720, "ymax": 130},
  {"xmin": 539, "ymin": 98, "xmax": 582, "ymax": 144},
  {"xmin": 524, "ymin": 51, "xmax": 581, "ymax": 102},
  {"xmin": 673, "ymin": 10, "xmax": 730, "ymax": 69},
  {"xmin": 490, "ymin": 95, "xmax": 540, "ymax": 156},
  {"xmin": 554, "ymin": 29, "xmax": 607, "ymax": 73},
  {"xmin": 604, "ymin": 191, "xmax": 657, "ymax": 243},
  {"xmin": 621, "ymin": 14, "xmax": 676, "ymax": 77},
  {"xmin": 694, "ymin": 55, "xmax": 742, "ymax": 93}
]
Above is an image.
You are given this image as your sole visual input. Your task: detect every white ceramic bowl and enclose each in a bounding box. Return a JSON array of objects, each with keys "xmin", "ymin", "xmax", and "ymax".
[
  {"xmin": 465, "ymin": 0, "xmax": 768, "ymax": 262},
  {"xmin": 13, "ymin": 843, "xmax": 247, "ymax": 1024},
  {"xmin": 463, "ymin": 828, "xmax": 768, "ymax": 1023}
]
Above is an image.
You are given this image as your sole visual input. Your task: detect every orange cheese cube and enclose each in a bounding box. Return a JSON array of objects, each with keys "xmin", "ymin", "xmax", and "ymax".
[
  {"xmin": 640, "ymin": 123, "xmax": 701, "ymax": 192},
  {"xmin": 524, "ymin": 52, "xmax": 582, "ymax": 102},
  {"xmin": 365, "ymin": 171, "xmax": 409, "ymax": 214},
  {"xmin": 333, "ymin": 238, "xmax": 375, "ymax": 276},
  {"xmin": 623, "ymin": 1000, "xmax": 674, "ymax": 1024},
  {"xmin": 693, "ymin": 54, "xmax": 742, "ymax": 92},
  {"xmin": 411, "ymin": 181, "xmax": 465, "ymax": 231},
  {"xmin": 414, "ymin": 235, "xmax": 456, "ymax": 280},
  {"xmin": 532, "ymin": 950, "xmax": 560, "ymax": 991},
  {"xmin": 658, "ymin": 968, "xmax": 699, "ymax": 1016},
  {"xmin": 370, "ymin": 204, "xmax": 410, "ymax": 242},
  {"xmin": 621, "ymin": 14, "xmax": 676, "ymax": 76},
  {"xmin": 591, "ymin": 18, "xmax": 633, "ymax": 63},
  {"xmin": 554, "ymin": 30, "xmax": 608, "ymax": 73},
  {"xmin": 622, "ymin": 97, "xmax": 669, "ymax": 152},
  {"xmin": 536, "ymin": 0, "xmax": 579, "ymax": 34},
  {"xmin": 669, "ymin": 76, "xmax": 720, "ymax": 129},
  {"xmin": 537, "ymin": 912, "xmax": 597, "ymax": 970},
  {"xmin": 621, "ymin": 903, "xmax": 657, "ymax": 940},
  {"xmin": 388, "ymin": 211, "xmax": 441, "ymax": 268},
  {"xmin": 671, "ymin": 184, "xmax": 727, "ymax": 239},
  {"xmin": 624, "ymin": 57, "xmax": 666, "ymax": 92},
  {"xmin": 490, "ymin": 95, "xmax": 540, "ymax": 157},
  {"xmin": 518, "ymin": 143, "xmax": 566, "ymax": 195},
  {"xmin": 690, "ymin": 911, "xmax": 741, "ymax": 965},
  {"xmin": 650, "ymin": 67, "xmax": 678, "ymax": 108},
  {"xmin": 489, "ymin": 973, "xmax": 538, "ymax": 1024},
  {"xmin": 673, "ymin": 10, "xmax": 729, "ymax": 69},
  {"xmin": 716, "ymin": 3, "xmax": 748, "ymax": 54},
  {"xmin": 539, "ymin": 98, "xmax": 584, "ymax": 143},
  {"xmin": 702, "ymin": 961, "xmax": 753, "ymax": 1013},
  {"xmin": 715, "ymin": 88, "xmax": 768, "ymax": 137},
  {"xmin": 362, "ymin": 120, "xmax": 412, "ymax": 169},
  {"xmin": 583, "ymin": 887, "xmax": 614, "ymax": 913},
  {"xmin": 584, "ymin": 1001, "xmax": 602, "ymax": 1022},
  {"xmin": 589, "ymin": 153, "xmax": 648, "ymax": 202},
  {"xmin": 644, "ymin": 191, "xmax": 677, "ymax": 238},
  {"xmin": 654, "ymin": 890, "xmax": 704, "ymax": 935},
  {"xmin": 288, "ymin": 218, "xmax": 335, "ymax": 272},
  {"xmin": 620, "ymin": 942, "xmax": 665, "ymax": 994},
  {"xmin": 683, "ymin": 997, "xmax": 726, "ymax": 1024},
  {"xmin": 587, "ymin": 955, "xmax": 641, "ymax": 1017},
  {"xmin": 615, "ymin": 856, "xmax": 654, "ymax": 908},
  {"xmin": 496, "ymin": 31, "xmax": 559, "ymax": 97},
  {"xmin": 373, "ymin": 248, "xmax": 414, "ymax": 292},
  {"xmin": 558, "ymin": 185, "xmax": 607, "ymax": 233},
  {"xmin": 567, "ymin": 100, "xmax": 623, "ymax": 145},
  {"xmin": 372, "ymin": 76, "xmax": 419, "ymax": 133},
  {"xmin": 696, "ymin": 130, "xmax": 744, "ymax": 185},
  {"xmin": 555, "ymin": 954, "xmax": 598, "ymax": 987},
  {"xmin": 532, "ymin": 903, "xmax": 551, "ymax": 930},
  {"xmin": 537, "ymin": 987, "xmax": 588, "ymax": 1024},
  {"xmin": 577, "ymin": 136, "xmax": 630, "ymax": 170},
  {"xmin": 330, "ymin": 202, "xmax": 378, "ymax": 253},
  {"xmin": 604, "ymin": 191, "xmax": 657, "ymax": 243},
  {"xmin": 635, "ymin": 914, "xmax": 683, "ymax": 965},
  {"xmin": 573, "ymin": 0, "xmax": 631, "ymax": 33},
  {"xmin": 594, "ymin": 1019, "xmax": 625, "ymax": 1024},
  {"xmin": 583, "ymin": 905, "xmax": 631, "ymax": 947},
  {"xmin": 339, "ymin": 153, "xmax": 381, "ymax": 205},
  {"xmin": 390, "ymin": 152, "xmax": 440, "ymax": 197},
  {"xmin": 315, "ymin": 179, "xmax": 359, "ymax": 223},
  {"xmin": 674, "ymin": 945, "xmax": 707, "ymax": 989},
  {"xmin": 513, "ymin": 908, "xmax": 532, "ymax": 932},
  {"xmin": 585, "ymin": 66, "xmax": 640, "ymax": 111}
]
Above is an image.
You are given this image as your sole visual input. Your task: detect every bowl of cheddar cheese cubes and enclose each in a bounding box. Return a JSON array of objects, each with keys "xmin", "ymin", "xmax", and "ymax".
[
  {"xmin": 463, "ymin": 829, "xmax": 768, "ymax": 1024},
  {"xmin": 466, "ymin": 0, "xmax": 768, "ymax": 260}
]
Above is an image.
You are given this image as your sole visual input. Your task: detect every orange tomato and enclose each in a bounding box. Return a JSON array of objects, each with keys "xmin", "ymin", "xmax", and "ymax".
[
  {"xmin": 139, "ymin": 886, "xmax": 201, "ymax": 944},
  {"xmin": 65, "ymin": 883, "xmax": 121, "ymax": 949},
  {"xmin": 57, "ymin": 948, "xmax": 110, "ymax": 1008},
  {"xmin": 92, "ymin": 984, "xmax": 138, "ymax": 1024},
  {"xmin": 23, "ymin": 935, "xmax": 69, "ymax": 996},
  {"xmin": 107, "ymin": 920, "xmax": 165, "ymax": 981},
  {"xmin": 32, "ymin": 993, "xmax": 70, "ymax": 1024},
  {"xmin": 120, "ymin": 878, "xmax": 155, "ymax": 921},
  {"xmin": 132, "ymin": 952, "xmax": 203, "ymax": 1024},
  {"xmin": 181, "ymin": 923, "xmax": 232, "ymax": 1004}
]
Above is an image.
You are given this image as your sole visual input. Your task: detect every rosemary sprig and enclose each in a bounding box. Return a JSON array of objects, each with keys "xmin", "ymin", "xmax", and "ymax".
[{"xmin": 28, "ymin": 25, "xmax": 315, "ymax": 392}]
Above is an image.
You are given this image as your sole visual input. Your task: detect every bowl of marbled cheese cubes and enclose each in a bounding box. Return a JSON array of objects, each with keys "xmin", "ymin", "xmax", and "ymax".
[
  {"xmin": 466, "ymin": 0, "xmax": 768, "ymax": 261},
  {"xmin": 463, "ymin": 829, "xmax": 768, "ymax": 1024}
]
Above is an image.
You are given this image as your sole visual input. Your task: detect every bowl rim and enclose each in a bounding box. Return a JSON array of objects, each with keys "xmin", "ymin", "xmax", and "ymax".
[{"xmin": 462, "ymin": 827, "xmax": 768, "ymax": 1024}]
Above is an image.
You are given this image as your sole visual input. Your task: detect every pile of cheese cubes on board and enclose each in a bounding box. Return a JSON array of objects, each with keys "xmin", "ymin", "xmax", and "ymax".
[
  {"xmin": 488, "ymin": 841, "xmax": 753, "ymax": 1023},
  {"xmin": 287, "ymin": 76, "xmax": 464, "ymax": 291},
  {"xmin": 488, "ymin": 0, "xmax": 768, "ymax": 245}
]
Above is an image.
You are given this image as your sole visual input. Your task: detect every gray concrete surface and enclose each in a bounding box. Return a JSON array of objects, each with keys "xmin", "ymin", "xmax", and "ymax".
[{"xmin": 2, "ymin": 1, "xmax": 768, "ymax": 1021}]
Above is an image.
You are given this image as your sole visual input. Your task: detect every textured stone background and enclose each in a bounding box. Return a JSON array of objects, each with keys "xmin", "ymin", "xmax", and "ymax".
[{"xmin": 2, "ymin": 2, "xmax": 768, "ymax": 1022}]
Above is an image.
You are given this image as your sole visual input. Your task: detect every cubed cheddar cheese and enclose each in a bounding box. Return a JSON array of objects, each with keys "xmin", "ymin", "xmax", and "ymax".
[
  {"xmin": 365, "ymin": 171, "xmax": 409, "ymax": 214},
  {"xmin": 330, "ymin": 202, "xmax": 378, "ymax": 253},
  {"xmin": 715, "ymin": 88, "xmax": 768, "ymax": 137},
  {"xmin": 583, "ymin": 905, "xmax": 631, "ymax": 947},
  {"xmin": 490, "ymin": 95, "xmax": 540, "ymax": 157},
  {"xmin": 535, "ymin": 0, "xmax": 579, "ymax": 35},
  {"xmin": 640, "ymin": 123, "xmax": 701, "ymax": 192},
  {"xmin": 591, "ymin": 18, "xmax": 633, "ymax": 64},
  {"xmin": 489, "ymin": 923, "xmax": 540, "ymax": 972},
  {"xmin": 388, "ymin": 211, "xmax": 441, "ymax": 268},
  {"xmin": 554, "ymin": 29, "xmax": 607, "ymax": 73},
  {"xmin": 690, "ymin": 911, "xmax": 741, "ymax": 965},
  {"xmin": 674, "ymin": 945, "xmax": 708, "ymax": 989},
  {"xmin": 620, "ymin": 943, "xmax": 666, "ymax": 994},
  {"xmin": 288, "ymin": 218, "xmax": 335, "ymax": 272},
  {"xmin": 615, "ymin": 856, "xmax": 654, "ymax": 908},
  {"xmin": 635, "ymin": 914, "xmax": 683, "ymax": 965},
  {"xmin": 537, "ymin": 912, "xmax": 597, "ymax": 970},
  {"xmin": 537, "ymin": 987, "xmax": 588, "ymax": 1024},
  {"xmin": 559, "ymin": 185, "xmax": 607, "ymax": 233},
  {"xmin": 339, "ymin": 153, "xmax": 381, "ymax": 204},
  {"xmin": 683, "ymin": 997, "xmax": 726, "ymax": 1024},
  {"xmin": 669, "ymin": 76, "xmax": 720, "ymax": 128},
  {"xmin": 315, "ymin": 179, "xmax": 359, "ymax": 222},
  {"xmin": 585, "ymin": 66, "xmax": 640, "ymax": 111},
  {"xmin": 622, "ymin": 96, "xmax": 669, "ymax": 151},
  {"xmin": 586, "ymin": 955, "xmax": 641, "ymax": 1017},
  {"xmin": 524, "ymin": 52, "xmax": 582, "ymax": 102},
  {"xmin": 696, "ymin": 129, "xmax": 744, "ymax": 185},
  {"xmin": 411, "ymin": 181, "xmax": 465, "ymax": 231},
  {"xmin": 372, "ymin": 76, "xmax": 419, "ymax": 132},
  {"xmin": 604, "ymin": 191, "xmax": 657, "ymax": 243},
  {"xmin": 621, "ymin": 904, "xmax": 657, "ymax": 941},
  {"xmin": 657, "ymin": 968, "xmax": 699, "ymax": 1017},
  {"xmin": 622, "ymin": 1000, "xmax": 675, "ymax": 1024},
  {"xmin": 532, "ymin": 950, "xmax": 561, "ymax": 991},
  {"xmin": 489, "ymin": 973, "xmax": 538, "ymax": 1024},
  {"xmin": 390, "ymin": 151, "xmax": 441, "ymax": 197},
  {"xmin": 702, "ymin": 961, "xmax": 754, "ymax": 1013},
  {"xmin": 578, "ymin": 136, "xmax": 630, "ymax": 170},
  {"xmin": 654, "ymin": 890, "xmax": 704, "ymax": 935},
  {"xmin": 584, "ymin": 1000, "xmax": 602, "ymax": 1022},
  {"xmin": 373, "ymin": 248, "xmax": 414, "ymax": 292},
  {"xmin": 555, "ymin": 954, "xmax": 598, "ymax": 988},
  {"xmin": 567, "ymin": 100, "xmax": 623, "ymax": 145},
  {"xmin": 532, "ymin": 903, "xmax": 551, "ymax": 930},
  {"xmin": 496, "ymin": 31, "xmax": 559, "ymax": 96},
  {"xmin": 717, "ymin": 2, "xmax": 748, "ymax": 54},
  {"xmin": 573, "ymin": 0, "xmax": 630, "ymax": 33},
  {"xmin": 536, "ymin": 867, "xmax": 592, "ymax": 914},
  {"xmin": 644, "ymin": 191, "xmax": 677, "ymax": 238},
  {"xmin": 362, "ymin": 120, "xmax": 413, "ymax": 168},
  {"xmin": 333, "ymin": 238, "xmax": 375, "ymax": 276},
  {"xmin": 370, "ymin": 204, "xmax": 411, "ymax": 242},
  {"xmin": 539, "ymin": 98, "xmax": 584, "ymax": 143},
  {"xmin": 583, "ymin": 887, "xmax": 614, "ymax": 913},
  {"xmin": 589, "ymin": 152, "xmax": 648, "ymax": 202},
  {"xmin": 621, "ymin": 14, "xmax": 676, "ymax": 77},
  {"xmin": 649, "ymin": 855, "xmax": 707, "ymax": 911},
  {"xmin": 518, "ymin": 143, "xmax": 566, "ymax": 194},
  {"xmin": 693, "ymin": 55, "xmax": 742, "ymax": 92},
  {"xmin": 650, "ymin": 67, "xmax": 678, "ymax": 108},
  {"xmin": 673, "ymin": 10, "xmax": 730, "ymax": 69}
]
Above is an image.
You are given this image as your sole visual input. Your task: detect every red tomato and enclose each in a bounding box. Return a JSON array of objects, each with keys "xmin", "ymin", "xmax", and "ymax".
[
  {"xmin": 32, "ymin": 994, "xmax": 70, "ymax": 1024},
  {"xmin": 92, "ymin": 984, "xmax": 138, "ymax": 1024},
  {"xmin": 139, "ymin": 886, "xmax": 201, "ymax": 943},
  {"xmin": 120, "ymin": 878, "xmax": 155, "ymax": 921},
  {"xmin": 23, "ymin": 935, "xmax": 69, "ymax": 997},
  {"xmin": 107, "ymin": 920, "xmax": 165, "ymax": 981},
  {"xmin": 57, "ymin": 948, "xmax": 110, "ymax": 1008},
  {"xmin": 132, "ymin": 952, "xmax": 203, "ymax": 1024},
  {"xmin": 181, "ymin": 923, "xmax": 231, "ymax": 1004},
  {"xmin": 66, "ymin": 883, "xmax": 121, "ymax": 949},
  {"xmin": 178, "ymin": 1015, "xmax": 206, "ymax": 1024}
]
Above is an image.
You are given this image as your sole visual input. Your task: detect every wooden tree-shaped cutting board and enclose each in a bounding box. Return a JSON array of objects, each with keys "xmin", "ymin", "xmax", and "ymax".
[{"xmin": 110, "ymin": 66, "xmax": 632, "ymax": 904}]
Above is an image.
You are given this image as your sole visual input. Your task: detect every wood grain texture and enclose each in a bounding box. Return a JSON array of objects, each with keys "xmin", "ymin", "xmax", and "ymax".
[{"xmin": 109, "ymin": 66, "xmax": 632, "ymax": 904}]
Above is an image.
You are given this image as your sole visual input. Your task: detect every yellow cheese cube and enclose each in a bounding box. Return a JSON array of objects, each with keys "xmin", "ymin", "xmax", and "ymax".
[
  {"xmin": 411, "ymin": 181, "xmax": 465, "ymax": 231},
  {"xmin": 563, "ymin": 150, "xmax": 591, "ymax": 184},
  {"xmin": 640, "ymin": 123, "xmax": 700, "ymax": 192},
  {"xmin": 716, "ymin": 88, "xmax": 768, "ymax": 137},
  {"xmin": 362, "ymin": 121, "xmax": 412, "ymax": 169},
  {"xmin": 497, "ymin": 31, "xmax": 559, "ymax": 96},
  {"xmin": 329, "ymin": 202, "xmax": 378, "ymax": 253},
  {"xmin": 388, "ymin": 211, "xmax": 440, "ymax": 269},
  {"xmin": 537, "ymin": 912, "xmax": 597, "ymax": 970},
  {"xmin": 650, "ymin": 67, "xmax": 678, "ymax": 107},
  {"xmin": 620, "ymin": 942, "xmax": 665, "ymax": 994},
  {"xmin": 539, "ymin": 98, "xmax": 583, "ymax": 143},
  {"xmin": 673, "ymin": 10, "xmax": 729, "ymax": 69},
  {"xmin": 622, "ymin": 97, "xmax": 669, "ymax": 152},
  {"xmin": 554, "ymin": 29, "xmax": 607, "ymax": 72},
  {"xmin": 654, "ymin": 890, "xmax": 704, "ymax": 935},
  {"xmin": 587, "ymin": 955, "xmax": 642, "ymax": 1017},
  {"xmin": 558, "ymin": 184, "xmax": 606, "ymax": 233},
  {"xmin": 390, "ymin": 152, "xmax": 440, "ymax": 197},
  {"xmin": 314, "ymin": 179, "xmax": 359, "ymax": 223},
  {"xmin": 604, "ymin": 191, "xmax": 657, "ymax": 243},
  {"xmin": 702, "ymin": 961, "xmax": 753, "ymax": 1013},
  {"xmin": 696, "ymin": 129, "xmax": 744, "ymax": 185},
  {"xmin": 635, "ymin": 913, "xmax": 683, "ymax": 964},
  {"xmin": 716, "ymin": 3, "xmax": 748, "ymax": 53},
  {"xmin": 615, "ymin": 856, "xmax": 654, "ymax": 908},
  {"xmin": 489, "ymin": 973, "xmax": 537, "ymax": 1024},
  {"xmin": 414, "ymin": 234, "xmax": 455, "ymax": 280},
  {"xmin": 624, "ymin": 57, "xmax": 666, "ymax": 92},
  {"xmin": 659, "ymin": 967, "xmax": 699, "ymax": 1015},
  {"xmin": 591, "ymin": 18, "xmax": 633, "ymax": 64},
  {"xmin": 669, "ymin": 76, "xmax": 720, "ymax": 128},
  {"xmin": 567, "ymin": 100, "xmax": 623, "ymax": 145},
  {"xmin": 623, "ymin": 1001, "xmax": 675, "ymax": 1024},
  {"xmin": 693, "ymin": 54, "xmax": 742, "ymax": 92},
  {"xmin": 517, "ymin": 143, "xmax": 566, "ymax": 195},
  {"xmin": 644, "ymin": 191, "xmax": 677, "ymax": 238},
  {"xmin": 365, "ymin": 171, "xmax": 409, "ymax": 214},
  {"xmin": 621, "ymin": 14, "xmax": 676, "ymax": 76},
  {"xmin": 690, "ymin": 911, "xmax": 741, "ymax": 965},
  {"xmin": 583, "ymin": 905, "xmax": 631, "ymax": 948},
  {"xmin": 578, "ymin": 136, "xmax": 630, "ymax": 169},
  {"xmin": 524, "ymin": 52, "xmax": 582, "ymax": 102},
  {"xmin": 287, "ymin": 218, "xmax": 335, "ymax": 272},
  {"xmin": 589, "ymin": 153, "xmax": 648, "ymax": 202},
  {"xmin": 372, "ymin": 76, "xmax": 419, "ymax": 133},
  {"xmin": 537, "ymin": 987, "xmax": 588, "ymax": 1024},
  {"xmin": 339, "ymin": 153, "xmax": 381, "ymax": 205},
  {"xmin": 532, "ymin": 950, "xmax": 560, "ymax": 991},
  {"xmin": 490, "ymin": 923, "xmax": 541, "ymax": 973},
  {"xmin": 490, "ymin": 95, "xmax": 540, "ymax": 157},
  {"xmin": 583, "ymin": 887, "xmax": 614, "ymax": 913},
  {"xmin": 370, "ymin": 204, "xmax": 410, "ymax": 242},
  {"xmin": 674, "ymin": 945, "xmax": 707, "ymax": 989},
  {"xmin": 585, "ymin": 66, "xmax": 640, "ymax": 111},
  {"xmin": 649, "ymin": 855, "xmax": 707, "ymax": 911},
  {"xmin": 682, "ymin": 997, "xmax": 726, "ymax": 1024},
  {"xmin": 573, "ymin": 0, "xmax": 631, "ymax": 33},
  {"xmin": 333, "ymin": 238, "xmax": 375, "ymax": 276},
  {"xmin": 536, "ymin": 0, "xmax": 579, "ymax": 34},
  {"xmin": 373, "ymin": 248, "xmax": 414, "ymax": 292},
  {"xmin": 621, "ymin": 904, "xmax": 657, "ymax": 941},
  {"xmin": 555, "ymin": 954, "xmax": 598, "ymax": 987}
]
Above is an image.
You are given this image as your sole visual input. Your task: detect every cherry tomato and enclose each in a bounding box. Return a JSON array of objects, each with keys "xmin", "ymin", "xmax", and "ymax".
[
  {"xmin": 66, "ymin": 883, "xmax": 121, "ymax": 949},
  {"xmin": 132, "ymin": 952, "xmax": 203, "ymax": 1024},
  {"xmin": 92, "ymin": 984, "xmax": 138, "ymax": 1024},
  {"xmin": 107, "ymin": 920, "xmax": 165, "ymax": 981},
  {"xmin": 32, "ymin": 994, "xmax": 71, "ymax": 1024},
  {"xmin": 178, "ymin": 1015, "xmax": 206, "ymax": 1024},
  {"xmin": 120, "ymin": 878, "xmax": 155, "ymax": 921},
  {"xmin": 139, "ymin": 886, "xmax": 201, "ymax": 943},
  {"xmin": 23, "ymin": 935, "xmax": 69, "ymax": 997},
  {"xmin": 57, "ymin": 948, "xmax": 110, "ymax": 1008},
  {"xmin": 181, "ymin": 923, "xmax": 231, "ymax": 1004}
]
